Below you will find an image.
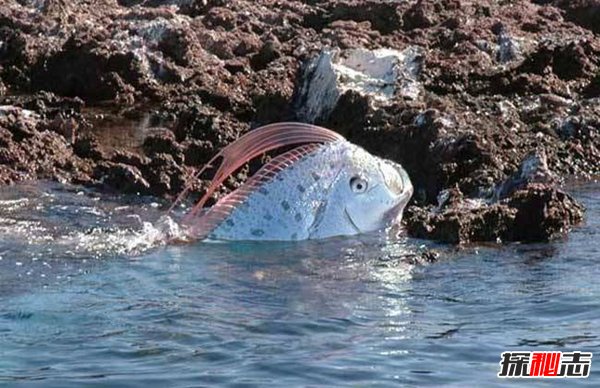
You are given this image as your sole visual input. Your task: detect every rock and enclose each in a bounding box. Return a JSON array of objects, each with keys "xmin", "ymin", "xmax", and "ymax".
[
  {"xmin": 95, "ymin": 162, "xmax": 151, "ymax": 194},
  {"xmin": 171, "ymin": 103, "xmax": 242, "ymax": 146},
  {"xmin": 182, "ymin": 138, "xmax": 214, "ymax": 166},
  {"xmin": 496, "ymin": 26, "xmax": 522, "ymax": 64},
  {"xmin": 493, "ymin": 150, "xmax": 556, "ymax": 200},
  {"xmin": 406, "ymin": 202, "xmax": 517, "ymax": 244},
  {"xmin": 249, "ymin": 40, "xmax": 281, "ymax": 70},
  {"xmin": 406, "ymin": 182, "xmax": 583, "ymax": 244},
  {"xmin": 111, "ymin": 149, "xmax": 151, "ymax": 167},
  {"xmin": 294, "ymin": 47, "xmax": 423, "ymax": 123},
  {"xmin": 203, "ymin": 6, "xmax": 237, "ymax": 30},
  {"xmin": 405, "ymin": 146, "xmax": 585, "ymax": 244},
  {"xmin": 142, "ymin": 153, "xmax": 186, "ymax": 196},
  {"xmin": 142, "ymin": 128, "xmax": 183, "ymax": 163},
  {"xmin": 328, "ymin": 1, "xmax": 403, "ymax": 34},
  {"xmin": 550, "ymin": 0, "xmax": 600, "ymax": 34},
  {"xmin": 402, "ymin": 0, "xmax": 438, "ymax": 30},
  {"xmin": 508, "ymin": 183, "xmax": 584, "ymax": 242},
  {"xmin": 73, "ymin": 135, "xmax": 108, "ymax": 160}
]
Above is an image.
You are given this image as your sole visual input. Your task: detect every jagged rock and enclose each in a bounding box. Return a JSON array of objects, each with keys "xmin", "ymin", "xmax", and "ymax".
[
  {"xmin": 73, "ymin": 135, "xmax": 108, "ymax": 160},
  {"xmin": 94, "ymin": 162, "xmax": 151, "ymax": 194},
  {"xmin": 142, "ymin": 127, "xmax": 183, "ymax": 163},
  {"xmin": 493, "ymin": 150, "xmax": 556, "ymax": 200},
  {"xmin": 294, "ymin": 47, "xmax": 423, "ymax": 123},
  {"xmin": 406, "ymin": 182, "xmax": 583, "ymax": 244}
]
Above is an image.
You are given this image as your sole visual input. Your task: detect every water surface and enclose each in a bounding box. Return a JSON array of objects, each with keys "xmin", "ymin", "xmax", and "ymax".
[{"xmin": 0, "ymin": 181, "xmax": 598, "ymax": 386}]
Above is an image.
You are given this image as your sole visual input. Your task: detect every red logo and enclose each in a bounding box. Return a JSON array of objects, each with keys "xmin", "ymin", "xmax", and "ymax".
[
  {"xmin": 530, "ymin": 352, "xmax": 562, "ymax": 377},
  {"xmin": 498, "ymin": 351, "xmax": 592, "ymax": 378}
]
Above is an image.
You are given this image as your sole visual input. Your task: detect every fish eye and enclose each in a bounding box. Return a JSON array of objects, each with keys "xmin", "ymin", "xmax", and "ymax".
[{"xmin": 349, "ymin": 176, "xmax": 368, "ymax": 193}]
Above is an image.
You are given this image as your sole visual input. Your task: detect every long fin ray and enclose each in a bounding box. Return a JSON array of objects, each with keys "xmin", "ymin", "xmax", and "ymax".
[{"xmin": 171, "ymin": 122, "xmax": 343, "ymax": 215}]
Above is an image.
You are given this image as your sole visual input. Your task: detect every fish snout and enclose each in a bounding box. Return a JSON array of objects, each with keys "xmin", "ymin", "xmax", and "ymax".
[
  {"xmin": 380, "ymin": 161, "xmax": 413, "ymax": 200},
  {"xmin": 399, "ymin": 167, "xmax": 414, "ymax": 202}
]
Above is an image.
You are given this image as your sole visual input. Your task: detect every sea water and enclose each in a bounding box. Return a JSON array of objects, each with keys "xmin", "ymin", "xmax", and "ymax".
[{"xmin": 0, "ymin": 181, "xmax": 598, "ymax": 386}]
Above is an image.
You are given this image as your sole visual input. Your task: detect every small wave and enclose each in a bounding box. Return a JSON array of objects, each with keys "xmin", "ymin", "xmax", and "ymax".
[
  {"xmin": 0, "ymin": 182, "xmax": 187, "ymax": 259},
  {"xmin": 57, "ymin": 216, "xmax": 186, "ymax": 257}
]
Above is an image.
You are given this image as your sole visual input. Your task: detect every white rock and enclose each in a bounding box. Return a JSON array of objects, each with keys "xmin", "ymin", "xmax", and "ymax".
[
  {"xmin": 497, "ymin": 30, "xmax": 522, "ymax": 63},
  {"xmin": 295, "ymin": 47, "xmax": 423, "ymax": 123},
  {"xmin": 0, "ymin": 105, "xmax": 40, "ymax": 120}
]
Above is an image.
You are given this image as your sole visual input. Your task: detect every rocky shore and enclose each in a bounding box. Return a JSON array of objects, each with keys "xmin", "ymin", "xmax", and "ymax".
[{"xmin": 0, "ymin": 0, "xmax": 598, "ymax": 243}]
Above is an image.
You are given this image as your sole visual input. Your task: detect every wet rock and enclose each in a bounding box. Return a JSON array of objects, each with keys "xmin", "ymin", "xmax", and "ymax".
[
  {"xmin": 142, "ymin": 153, "xmax": 186, "ymax": 196},
  {"xmin": 508, "ymin": 183, "xmax": 584, "ymax": 242},
  {"xmin": 406, "ymin": 182, "xmax": 583, "ymax": 244},
  {"xmin": 406, "ymin": 201, "xmax": 517, "ymax": 244},
  {"xmin": 94, "ymin": 162, "xmax": 151, "ymax": 194}
]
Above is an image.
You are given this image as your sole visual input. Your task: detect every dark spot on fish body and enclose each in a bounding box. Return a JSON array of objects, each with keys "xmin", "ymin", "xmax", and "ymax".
[
  {"xmin": 295, "ymin": 213, "xmax": 302, "ymax": 222},
  {"xmin": 281, "ymin": 200, "xmax": 290, "ymax": 211},
  {"xmin": 291, "ymin": 233, "xmax": 298, "ymax": 240},
  {"xmin": 251, "ymin": 229, "xmax": 265, "ymax": 237},
  {"xmin": 311, "ymin": 172, "xmax": 320, "ymax": 181},
  {"xmin": 258, "ymin": 187, "xmax": 269, "ymax": 195},
  {"xmin": 225, "ymin": 219, "xmax": 235, "ymax": 227},
  {"xmin": 297, "ymin": 184, "xmax": 306, "ymax": 193},
  {"xmin": 263, "ymin": 213, "xmax": 273, "ymax": 221},
  {"xmin": 329, "ymin": 162, "xmax": 335, "ymax": 169}
]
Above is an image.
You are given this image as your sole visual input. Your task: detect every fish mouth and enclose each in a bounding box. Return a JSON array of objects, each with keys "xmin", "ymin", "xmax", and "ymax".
[
  {"xmin": 384, "ymin": 195, "xmax": 410, "ymax": 226},
  {"xmin": 379, "ymin": 160, "xmax": 413, "ymax": 197},
  {"xmin": 344, "ymin": 207, "xmax": 363, "ymax": 234},
  {"xmin": 379, "ymin": 161, "xmax": 403, "ymax": 196},
  {"xmin": 383, "ymin": 166, "xmax": 413, "ymax": 226}
]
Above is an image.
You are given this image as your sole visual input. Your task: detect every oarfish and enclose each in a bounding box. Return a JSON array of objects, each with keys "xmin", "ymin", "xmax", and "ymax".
[{"xmin": 174, "ymin": 122, "xmax": 413, "ymax": 241}]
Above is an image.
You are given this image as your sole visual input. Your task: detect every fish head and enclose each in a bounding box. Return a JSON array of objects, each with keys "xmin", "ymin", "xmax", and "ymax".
[{"xmin": 323, "ymin": 143, "xmax": 413, "ymax": 235}]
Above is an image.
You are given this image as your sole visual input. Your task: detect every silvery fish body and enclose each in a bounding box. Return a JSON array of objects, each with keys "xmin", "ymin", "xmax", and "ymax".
[{"xmin": 206, "ymin": 139, "xmax": 413, "ymax": 241}]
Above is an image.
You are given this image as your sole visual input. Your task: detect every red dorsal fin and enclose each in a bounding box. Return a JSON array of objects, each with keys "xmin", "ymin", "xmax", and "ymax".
[
  {"xmin": 171, "ymin": 122, "xmax": 344, "ymax": 224},
  {"xmin": 184, "ymin": 143, "xmax": 323, "ymax": 239}
]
